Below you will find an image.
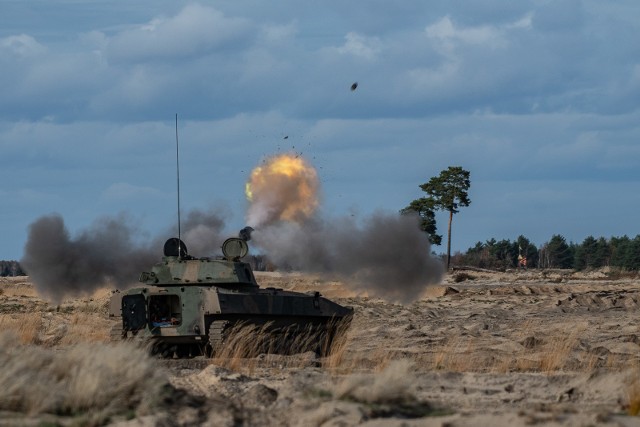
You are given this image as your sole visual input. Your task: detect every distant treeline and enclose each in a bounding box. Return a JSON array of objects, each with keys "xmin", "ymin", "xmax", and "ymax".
[
  {"xmin": 0, "ymin": 261, "xmax": 25, "ymax": 277},
  {"xmin": 5, "ymin": 234, "xmax": 640, "ymax": 276},
  {"xmin": 453, "ymin": 234, "xmax": 640, "ymax": 271}
]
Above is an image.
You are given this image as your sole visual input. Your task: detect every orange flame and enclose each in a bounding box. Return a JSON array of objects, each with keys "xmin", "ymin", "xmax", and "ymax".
[{"xmin": 245, "ymin": 153, "xmax": 319, "ymax": 227}]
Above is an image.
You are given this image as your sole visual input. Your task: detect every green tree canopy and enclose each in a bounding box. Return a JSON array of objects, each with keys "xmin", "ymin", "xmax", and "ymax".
[
  {"xmin": 418, "ymin": 166, "xmax": 471, "ymax": 269},
  {"xmin": 623, "ymin": 236, "xmax": 640, "ymax": 270},
  {"xmin": 574, "ymin": 236, "xmax": 610, "ymax": 270},
  {"xmin": 456, "ymin": 233, "xmax": 640, "ymax": 272},
  {"xmin": 400, "ymin": 197, "xmax": 442, "ymax": 245},
  {"xmin": 610, "ymin": 235, "xmax": 631, "ymax": 268},
  {"xmin": 540, "ymin": 234, "xmax": 574, "ymax": 269}
]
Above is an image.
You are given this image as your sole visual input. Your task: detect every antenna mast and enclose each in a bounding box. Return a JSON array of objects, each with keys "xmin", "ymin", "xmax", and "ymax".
[{"xmin": 175, "ymin": 113, "xmax": 182, "ymax": 258}]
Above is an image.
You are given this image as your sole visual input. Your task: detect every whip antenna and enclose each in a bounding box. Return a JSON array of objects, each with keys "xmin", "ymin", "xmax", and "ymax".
[{"xmin": 175, "ymin": 113, "xmax": 182, "ymax": 258}]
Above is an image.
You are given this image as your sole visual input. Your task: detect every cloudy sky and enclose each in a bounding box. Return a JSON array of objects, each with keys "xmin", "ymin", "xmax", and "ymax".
[{"xmin": 1, "ymin": 0, "xmax": 639, "ymax": 261}]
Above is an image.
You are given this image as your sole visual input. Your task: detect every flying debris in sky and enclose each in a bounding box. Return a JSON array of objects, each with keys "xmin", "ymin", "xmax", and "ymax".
[{"xmin": 350, "ymin": 82, "xmax": 358, "ymax": 91}]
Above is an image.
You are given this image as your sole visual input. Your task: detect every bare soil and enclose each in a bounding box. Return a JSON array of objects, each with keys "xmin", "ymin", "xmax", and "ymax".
[{"xmin": 0, "ymin": 269, "xmax": 639, "ymax": 426}]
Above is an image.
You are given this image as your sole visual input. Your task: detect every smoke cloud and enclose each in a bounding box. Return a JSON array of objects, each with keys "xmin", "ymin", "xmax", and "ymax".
[
  {"xmin": 20, "ymin": 214, "xmax": 157, "ymax": 303},
  {"xmin": 252, "ymin": 212, "xmax": 444, "ymax": 304},
  {"xmin": 244, "ymin": 153, "xmax": 444, "ymax": 303},
  {"xmin": 179, "ymin": 208, "xmax": 228, "ymax": 256},
  {"xmin": 21, "ymin": 210, "xmax": 229, "ymax": 303},
  {"xmin": 22, "ymin": 153, "xmax": 443, "ymax": 305}
]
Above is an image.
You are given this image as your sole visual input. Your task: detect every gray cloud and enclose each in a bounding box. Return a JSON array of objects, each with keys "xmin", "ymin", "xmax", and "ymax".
[
  {"xmin": 1, "ymin": 2, "xmax": 638, "ymax": 120},
  {"xmin": 1, "ymin": 0, "xmax": 640, "ymax": 262},
  {"xmin": 105, "ymin": 4, "xmax": 253, "ymax": 63}
]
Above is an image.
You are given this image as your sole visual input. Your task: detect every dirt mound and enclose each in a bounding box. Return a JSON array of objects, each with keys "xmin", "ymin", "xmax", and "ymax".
[{"xmin": 557, "ymin": 289, "xmax": 640, "ymax": 312}]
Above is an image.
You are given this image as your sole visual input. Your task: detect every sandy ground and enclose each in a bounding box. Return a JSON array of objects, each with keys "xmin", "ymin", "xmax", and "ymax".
[{"xmin": 1, "ymin": 269, "xmax": 639, "ymax": 426}]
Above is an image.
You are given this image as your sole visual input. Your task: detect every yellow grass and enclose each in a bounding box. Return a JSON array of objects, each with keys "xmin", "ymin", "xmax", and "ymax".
[
  {"xmin": 0, "ymin": 279, "xmax": 38, "ymax": 298},
  {"xmin": 3, "ymin": 302, "xmax": 622, "ymax": 378},
  {"xmin": 0, "ymin": 313, "xmax": 43, "ymax": 344},
  {"xmin": 323, "ymin": 321, "xmax": 356, "ymax": 372},
  {"xmin": 539, "ymin": 327, "xmax": 583, "ymax": 373},
  {"xmin": 628, "ymin": 369, "xmax": 640, "ymax": 416},
  {"xmin": 61, "ymin": 312, "xmax": 111, "ymax": 344},
  {"xmin": 0, "ymin": 311, "xmax": 110, "ymax": 347},
  {"xmin": 2, "ymin": 277, "xmax": 636, "ymax": 380},
  {"xmin": 432, "ymin": 336, "xmax": 480, "ymax": 371},
  {"xmin": 320, "ymin": 319, "xmax": 630, "ymax": 376},
  {"xmin": 210, "ymin": 318, "xmax": 353, "ymax": 373},
  {"xmin": 0, "ymin": 332, "xmax": 169, "ymax": 423}
]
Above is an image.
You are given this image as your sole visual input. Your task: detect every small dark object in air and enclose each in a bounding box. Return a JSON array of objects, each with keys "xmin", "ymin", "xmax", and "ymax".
[
  {"xmin": 239, "ymin": 226, "xmax": 254, "ymax": 241},
  {"xmin": 283, "ymin": 135, "xmax": 288, "ymax": 139},
  {"xmin": 350, "ymin": 82, "xmax": 358, "ymax": 91}
]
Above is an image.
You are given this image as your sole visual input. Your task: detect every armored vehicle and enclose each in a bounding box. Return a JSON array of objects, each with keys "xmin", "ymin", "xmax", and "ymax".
[{"xmin": 109, "ymin": 236, "xmax": 353, "ymax": 358}]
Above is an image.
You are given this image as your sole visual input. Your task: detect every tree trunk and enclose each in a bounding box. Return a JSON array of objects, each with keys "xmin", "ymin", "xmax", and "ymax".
[{"xmin": 447, "ymin": 210, "xmax": 453, "ymax": 270}]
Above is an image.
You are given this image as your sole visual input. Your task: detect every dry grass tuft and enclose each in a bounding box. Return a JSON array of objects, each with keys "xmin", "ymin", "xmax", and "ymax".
[
  {"xmin": 0, "ymin": 313, "xmax": 43, "ymax": 344},
  {"xmin": 328, "ymin": 317, "xmax": 602, "ymax": 375},
  {"xmin": 628, "ymin": 370, "xmax": 640, "ymax": 416},
  {"xmin": 0, "ymin": 332, "xmax": 170, "ymax": 423},
  {"xmin": 432, "ymin": 336, "xmax": 481, "ymax": 371},
  {"xmin": 322, "ymin": 319, "xmax": 353, "ymax": 371},
  {"xmin": 539, "ymin": 327, "xmax": 583, "ymax": 373},
  {"xmin": 423, "ymin": 325, "xmax": 592, "ymax": 374},
  {"xmin": 61, "ymin": 312, "xmax": 111, "ymax": 344},
  {"xmin": 0, "ymin": 280, "xmax": 38, "ymax": 298},
  {"xmin": 211, "ymin": 317, "xmax": 352, "ymax": 372},
  {"xmin": 0, "ymin": 311, "xmax": 110, "ymax": 347}
]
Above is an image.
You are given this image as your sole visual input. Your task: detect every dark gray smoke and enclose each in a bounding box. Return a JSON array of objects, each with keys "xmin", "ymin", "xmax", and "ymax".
[
  {"xmin": 179, "ymin": 208, "xmax": 227, "ymax": 256},
  {"xmin": 21, "ymin": 210, "xmax": 228, "ymax": 303},
  {"xmin": 21, "ymin": 214, "xmax": 157, "ymax": 303},
  {"xmin": 252, "ymin": 212, "xmax": 444, "ymax": 304}
]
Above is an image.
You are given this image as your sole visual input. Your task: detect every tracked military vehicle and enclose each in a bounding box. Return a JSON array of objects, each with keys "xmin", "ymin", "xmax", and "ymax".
[{"xmin": 109, "ymin": 235, "xmax": 353, "ymax": 358}]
